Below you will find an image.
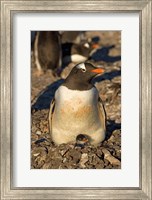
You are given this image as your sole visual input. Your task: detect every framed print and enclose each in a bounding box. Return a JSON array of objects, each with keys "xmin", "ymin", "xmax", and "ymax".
[{"xmin": 0, "ymin": 0, "xmax": 151, "ymax": 199}]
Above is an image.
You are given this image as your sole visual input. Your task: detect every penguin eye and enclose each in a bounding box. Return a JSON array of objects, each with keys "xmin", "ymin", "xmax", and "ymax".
[{"xmin": 81, "ymin": 68, "xmax": 86, "ymax": 73}]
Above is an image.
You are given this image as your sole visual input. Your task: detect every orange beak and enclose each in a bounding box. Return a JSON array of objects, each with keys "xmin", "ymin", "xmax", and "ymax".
[
  {"xmin": 92, "ymin": 44, "xmax": 100, "ymax": 49},
  {"xmin": 82, "ymin": 138, "xmax": 88, "ymax": 142},
  {"xmin": 91, "ymin": 68, "xmax": 105, "ymax": 74}
]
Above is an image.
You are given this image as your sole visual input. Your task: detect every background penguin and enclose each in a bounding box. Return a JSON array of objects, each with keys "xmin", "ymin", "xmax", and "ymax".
[
  {"xmin": 62, "ymin": 41, "xmax": 91, "ymax": 67},
  {"xmin": 49, "ymin": 62, "xmax": 106, "ymax": 146},
  {"xmin": 33, "ymin": 31, "xmax": 62, "ymax": 75}
]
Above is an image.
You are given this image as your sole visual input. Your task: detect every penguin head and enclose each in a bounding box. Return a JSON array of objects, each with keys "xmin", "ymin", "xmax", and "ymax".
[
  {"xmin": 75, "ymin": 134, "xmax": 89, "ymax": 148},
  {"xmin": 69, "ymin": 62, "xmax": 104, "ymax": 82},
  {"xmin": 63, "ymin": 62, "xmax": 104, "ymax": 90},
  {"xmin": 76, "ymin": 134, "xmax": 89, "ymax": 143}
]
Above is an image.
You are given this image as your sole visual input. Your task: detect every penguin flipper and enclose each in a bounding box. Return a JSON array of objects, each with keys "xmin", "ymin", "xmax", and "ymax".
[
  {"xmin": 98, "ymin": 97, "xmax": 106, "ymax": 130},
  {"xmin": 49, "ymin": 98, "xmax": 55, "ymax": 134}
]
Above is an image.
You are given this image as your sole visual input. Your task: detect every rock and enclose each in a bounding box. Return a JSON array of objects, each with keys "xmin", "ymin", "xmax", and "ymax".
[
  {"xmin": 33, "ymin": 153, "xmax": 40, "ymax": 157},
  {"xmin": 96, "ymin": 161, "xmax": 104, "ymax": 169},
  {"xmin": 68, "ymin": 149, "xmax": 82, "ymax": 163},
  {"xmin": 96, "ymin": 147, "xmax": 103, "ymax": 158},
  {"xmin": 108, "ymin": 135, "xmax": 115, "ymax": 142},
  {"xmin": 104, "ymin": 159, "xmax": 109, "ymax": 166},
  {"xmin": 58, "ymin": 143, "xmax": 67, "ymax": 150},
  {"xmin": 79, "ymin": 153, "xmax": 88, "ymax": 168},
  {"xmin": 31, "ymin": 134, "xmax": 39, "ymax": 142},
  {"xmin": 63, "ymin": 158, "xmax": 67, "ymax": 163},
  {"xmin": 91, "ymin": 154, "xmax": 104, "ymax": 167},
  {"xmin": 112, "ymin": 76, "xmax": 121, "ymax": 83},
  {"xmin": 113, "ymin": 145, "xmax": 120, "ymax": 151},
  {"xmin": 36, "ymin": 130, "xmax": 41, "ymax": 135},
  {"xmin": 102, "ymin": 148, "xmax": 121, "ymax": 166},
  {"xmin": 32, "ymin": 126, "xmax": 37, "ymax": 133},
  {"xmin": 51, "ymin": 159, "xmax": 62, "ymax": 168},
  {"xmin": 60, "ymin": 149, "xmax": 69, "ymax": 156},
  {"xmin": 115, "ymin": 118, "xmax": 121, "ymax": 124},
  {"xmin": 116, "ymin": 150, "xmax": 121, "ymax": 159},
  {"xmin": 42, "ymin": 162, "xmax": 51, "ymax": 169},
  {"xmin": 113, "ymin": 129, "xmax": 121, "ymax": 136},
  {"xmin": 34, "ymin": 153, "xmax": 46, "ymax": 168},
  {"xmin": 105, "ymin": 164, "xmax": 113, "ymax": 169},
  {"xmin": 73, "ymin": 152, "xmax": 82, "ymax": 163}
]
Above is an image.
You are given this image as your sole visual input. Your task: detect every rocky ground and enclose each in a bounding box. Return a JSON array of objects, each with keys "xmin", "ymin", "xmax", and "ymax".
[{"xmin": 31, "ymin": 31, "xmax": 121, "ymax": 169}]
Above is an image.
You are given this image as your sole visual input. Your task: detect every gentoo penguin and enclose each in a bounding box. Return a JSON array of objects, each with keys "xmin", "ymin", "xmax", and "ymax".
[
  {"xmin": 75, "ymin": 134, "xmax": 89, "ymax": 148},
  {"xmin": 62, "ymin": 41, "xmax": 91, "ymax": 66},
  {"xmin": 49, "ymin": 62, "xmax": 106, "ymax": 146},
  {"xmin": 33, "ymin": 31, "xmax": 62, "ymax": 74}
]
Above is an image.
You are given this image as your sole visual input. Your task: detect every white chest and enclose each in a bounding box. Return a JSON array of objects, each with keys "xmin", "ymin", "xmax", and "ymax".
[
  {"xmin": 53, "ymin": 85, "xmax": 100, "ymax": 129},
  {"xmin": 51, "ymin": 86, "xmax": 105, "ymax": 145},
  {"xmin": 55, "ymin": 85, "xmax": 98, "ymax": 110}
]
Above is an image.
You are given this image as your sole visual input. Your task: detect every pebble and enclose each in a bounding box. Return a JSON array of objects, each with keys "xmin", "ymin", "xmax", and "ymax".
[
  {"xmin": 108, "ymin": 135, "xmax": 115, "ymax": 142},
  {"xmin": 60, "ymin": 149, "xmax": 69, "ymax": 156},
  {"xmin": 32, "ymin": 126, "xmax": 37, "ymax": 133},
  {"xmin": 102, "ymin": 148, "xmax": 121, "ymax": 166},
  {"xmin": 96, "ymin": 162, "xmax": 104, "ymax": 169},
  {"xmin": 36, "ymin": 130, "xmax": 42, "ymax": 135},
  {"xmin": 63, "ymin": 158, "xmax": 67, "ymax": 163},
  {"xmin": 33, "ymin": 153, "xmax": 40, "ymax": 157},
  {"xmin": 79, "ymin": 153, "xmax": 88, "ymax": 168}
]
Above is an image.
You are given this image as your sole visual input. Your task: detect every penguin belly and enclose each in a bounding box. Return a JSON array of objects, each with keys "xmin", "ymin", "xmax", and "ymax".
[{"xmin": 51, "ymin": 86, "xmax": 105, "ymax": 145}]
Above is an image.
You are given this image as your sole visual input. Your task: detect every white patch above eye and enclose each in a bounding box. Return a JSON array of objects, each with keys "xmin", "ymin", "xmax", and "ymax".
[
  {"xmin": 76, "ymin": 63, "xmax": 86, "ymax": 71},
  {"xmin": 84, "ymin": 43, "xmax": 90, "ymax": 48}
]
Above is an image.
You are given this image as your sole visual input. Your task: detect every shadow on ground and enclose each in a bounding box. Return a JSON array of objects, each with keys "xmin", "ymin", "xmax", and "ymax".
[
  {"xmin": 105, "ymin": 120, "xmax": 121, "ymax": 140},
  {"xmin": 89, "ymin": 45, "xmax": 121, "ymax": 63},
  {"xmin": 92, "ymin": 70, "xmax": 121, "ymax": 83},
  {"xmin": 32, "ymin": 79, "xmax": 64, "ymax": 111}
]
